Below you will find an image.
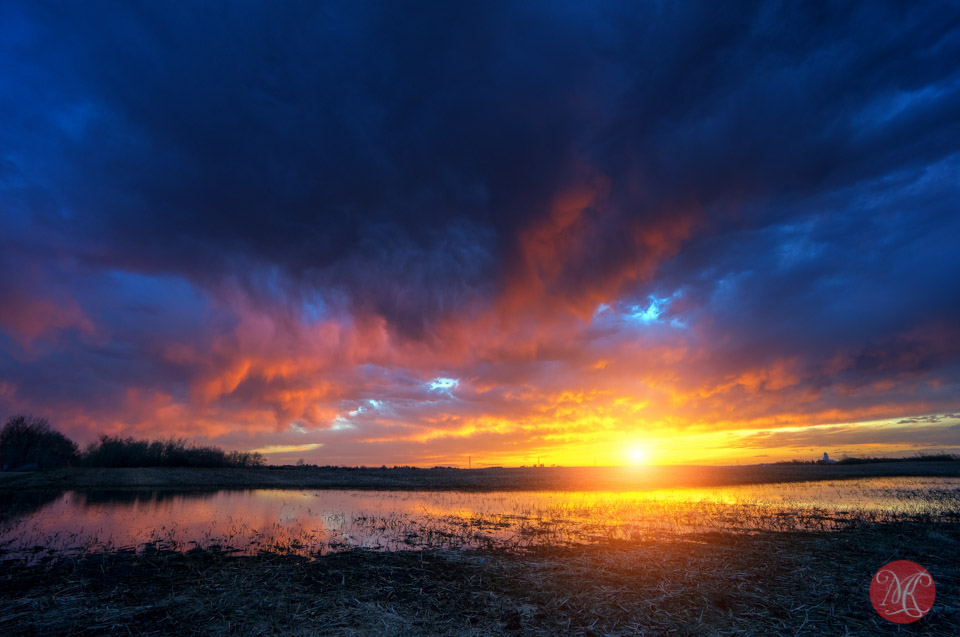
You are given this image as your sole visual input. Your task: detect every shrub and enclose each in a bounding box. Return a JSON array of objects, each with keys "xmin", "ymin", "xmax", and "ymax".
[
  {"xmin": 79, "ymin": 435, "xmax": 264, "ymax": 468},
  {"xmin": 0, "ymin": 415, "xmax": 79, "ymax": 470}
]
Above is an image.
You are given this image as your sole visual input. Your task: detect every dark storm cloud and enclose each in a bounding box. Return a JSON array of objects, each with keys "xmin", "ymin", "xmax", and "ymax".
[
  {"xmin": 2, "ymin": 0, "xmax": 601, "ymax": 331},
  {"xmin": 3, "ymin": 1, "xmax": 955, "ymax": 322}
]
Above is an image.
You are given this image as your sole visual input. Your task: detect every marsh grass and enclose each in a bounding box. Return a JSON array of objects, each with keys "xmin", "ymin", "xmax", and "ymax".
[{"xmin": 2, "ymin": 521, "xmax": 958, "ymax": 635}]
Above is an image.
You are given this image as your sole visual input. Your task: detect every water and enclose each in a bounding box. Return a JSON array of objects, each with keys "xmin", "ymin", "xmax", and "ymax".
[{"xmin": 2, "ymin": 477, "xmax": 958, "ymax": 560}]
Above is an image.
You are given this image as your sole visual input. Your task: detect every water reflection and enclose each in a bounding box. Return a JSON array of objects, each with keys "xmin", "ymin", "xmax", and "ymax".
[
  {"xmin": 0, "ymin": 490, "xmax": 62, "ymax": 524},
  {"xmin": 77, "ymin": 489, "xmax": 221, "ymax": 506},
  {"xmin": 1, "ymin": 477, "xmax": 958, "ymax": 560}
]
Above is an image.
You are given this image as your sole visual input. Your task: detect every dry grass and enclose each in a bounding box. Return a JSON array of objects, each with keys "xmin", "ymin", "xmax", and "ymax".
[
  {"xmin": 2, "ymin": 461, "xmax": 959, "ymax": 493},
  {"xmin": 2, "ymin": 522, "xmax": 958, "ymax": 635}
]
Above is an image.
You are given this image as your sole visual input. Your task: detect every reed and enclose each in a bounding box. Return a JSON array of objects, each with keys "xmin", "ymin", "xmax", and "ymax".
[{"xmin": 2, "ymin": 521, "xmax": 958, "ymax": 635}]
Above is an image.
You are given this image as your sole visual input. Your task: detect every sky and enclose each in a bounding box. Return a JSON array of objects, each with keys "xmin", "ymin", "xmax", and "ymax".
[{"xmin": 1, "ymin": 1, "xmax": 959, "ymax": 466}]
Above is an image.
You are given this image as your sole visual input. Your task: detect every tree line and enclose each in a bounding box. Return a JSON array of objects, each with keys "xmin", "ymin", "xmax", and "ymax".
[
  {"xmin": 0, "ymin": 415, "xmax": 265, "ymax": 471},
  {"xmin": 773, "ymin": 453, "xmax": 959, "ymax": 465}
]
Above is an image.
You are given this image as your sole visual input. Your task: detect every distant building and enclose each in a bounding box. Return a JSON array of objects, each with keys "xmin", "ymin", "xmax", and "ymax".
[{"xmin": 822, "ymin": 452, "xmax": 837, "ymax": 464}]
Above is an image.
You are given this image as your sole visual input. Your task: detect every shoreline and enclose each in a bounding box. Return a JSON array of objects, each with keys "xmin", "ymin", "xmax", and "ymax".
[{"xmin": 1, "ymin": 460, "xmax": 958, "ymax": 492}]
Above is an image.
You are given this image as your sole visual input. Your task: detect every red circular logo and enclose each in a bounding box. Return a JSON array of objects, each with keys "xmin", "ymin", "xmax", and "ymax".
[{"xmin": 870, "ymin": 560, "xmax": 936, "ymax": 624}]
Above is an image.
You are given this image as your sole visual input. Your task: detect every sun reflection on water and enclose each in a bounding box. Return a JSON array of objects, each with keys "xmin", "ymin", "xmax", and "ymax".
[{"xmin": 1, "ymin": 477, "xmax": 957, "ymax": 561}]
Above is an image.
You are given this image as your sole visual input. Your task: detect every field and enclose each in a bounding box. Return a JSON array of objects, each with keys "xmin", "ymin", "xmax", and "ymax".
[
  {"xmin": 1, "ymin": 461, "xmax": 959, "ymax": 492},
  {"xmin": 2, "ymin": 464, "xmax": 959, "ymax": 635}
]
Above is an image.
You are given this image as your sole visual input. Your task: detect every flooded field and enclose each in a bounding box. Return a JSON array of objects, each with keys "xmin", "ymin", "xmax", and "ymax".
[{"xmin": 3, "ymin": 477, "xmax": 959, "ymax": 560}]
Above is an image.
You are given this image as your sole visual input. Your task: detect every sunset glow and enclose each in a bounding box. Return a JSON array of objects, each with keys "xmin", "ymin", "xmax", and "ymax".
[
  {"xmin": 627, "ymin": 445, "xmax": 652, "ymax": 466},
  {"xmin": 1, "ymin": 2, "xmax": 959, "ymax": 467}
]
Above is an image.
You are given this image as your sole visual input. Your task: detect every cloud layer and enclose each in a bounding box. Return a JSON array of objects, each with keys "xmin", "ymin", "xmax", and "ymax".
[{"xmin": 2, "ymin": 1, "xmax": 959, "ymax": 464}]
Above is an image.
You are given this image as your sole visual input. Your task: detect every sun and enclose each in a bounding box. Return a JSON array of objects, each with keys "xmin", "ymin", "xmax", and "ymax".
[{"xmin": 627, "ymin": 444, "xmax": 651, "ymax": 465}]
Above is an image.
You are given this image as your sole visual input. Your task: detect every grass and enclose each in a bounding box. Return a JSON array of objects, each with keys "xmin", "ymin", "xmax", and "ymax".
[
  {"xmin": 2, "ymin": 522, "xmax": 958, "ymax": 635},
  {"xmin": 2, "ymin": 460, "xmax": 959, "ymax": 492}
]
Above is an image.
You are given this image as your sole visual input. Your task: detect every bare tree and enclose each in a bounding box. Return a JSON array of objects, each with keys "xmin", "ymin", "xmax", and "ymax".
[{"xmin": 0, "ymin": 415, "xmax": 78, "ymax": 470}]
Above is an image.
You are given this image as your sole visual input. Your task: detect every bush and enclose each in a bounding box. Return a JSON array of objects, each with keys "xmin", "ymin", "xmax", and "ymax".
[
  {"xmin": 79, "ymin": 435, "xmax": 265, "ymax": 468},
  {"xmin": 0, "ymin": 415, "xmax": 79, "ymax": 470}
]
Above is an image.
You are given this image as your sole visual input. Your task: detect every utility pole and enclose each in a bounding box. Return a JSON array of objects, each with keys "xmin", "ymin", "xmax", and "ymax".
[{"xmin": 468, "ymin": 455, "xmax": 471, "ymax": 469}]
